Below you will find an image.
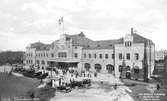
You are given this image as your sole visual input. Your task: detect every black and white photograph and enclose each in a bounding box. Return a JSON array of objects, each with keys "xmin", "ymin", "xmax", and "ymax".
[{"xmin": 0, "ymin": 0, "xmax": 167, "ymax": 101}]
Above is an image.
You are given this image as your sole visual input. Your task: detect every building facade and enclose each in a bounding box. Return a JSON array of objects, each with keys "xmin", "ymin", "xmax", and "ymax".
[{"xmin": 25, "ymin": 29, "xmax": 155, "ymax": 79}]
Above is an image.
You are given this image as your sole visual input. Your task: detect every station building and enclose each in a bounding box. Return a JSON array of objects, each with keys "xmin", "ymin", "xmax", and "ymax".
[{"xmin": 25, "ymin": 28, "xmax": 155, "ymax": 79}]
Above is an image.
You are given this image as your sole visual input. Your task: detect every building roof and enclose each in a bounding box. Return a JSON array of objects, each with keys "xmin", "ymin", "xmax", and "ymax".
[
  {"xmin": 132, "ymin": 33, "xmax": 154, "ymax": 45},
  {"xmin": 29, "ymin": 31, "xmax": 154, "ymax": 50},
  {"xmin": 68, "ymin": 32, "xmax": 124, "ymax": 49}
]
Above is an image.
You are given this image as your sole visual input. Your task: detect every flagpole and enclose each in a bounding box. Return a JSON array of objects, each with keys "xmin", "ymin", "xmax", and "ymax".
[
  {"xmin": 63, "ymin": 19, "xmax": 64, "ymax": 34},
  {"xmin": 58, "ymin": 17, "xmax": 64, "ymax": 34}
]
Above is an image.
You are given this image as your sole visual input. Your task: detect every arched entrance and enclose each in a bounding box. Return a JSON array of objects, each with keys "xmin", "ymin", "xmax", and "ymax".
[
  {"xmin": 84, "ymin": 63, "xmax": 91, "ymax": 71},
  {"xmin": 95, "ymin": 64, "xmax": 102, "ymax": 73},
  {"xmin": 106, "ymin": 64, "xmax": 114, "ymax": 73},
  {"xmin": 119, "ymin": 65, "xmax": 123, "ymax": 73},
  {"xmin": 133, "ymin": 66, "xmax": 140, "ymax": 80},
  {"xmin": 134, "ymin": 66, "xmax": 139, "ymax": 74},
  {"xmin": 126, "ymin": 65, "xmax": 131, "ymax": 79},
  {"xmin": 126, "ymin": 65, "xmax": 131, "ymax": 71}
]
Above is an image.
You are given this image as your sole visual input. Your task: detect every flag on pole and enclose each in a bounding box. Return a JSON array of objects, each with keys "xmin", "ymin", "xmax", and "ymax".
[{"xmin": 58, "ymin": 17, "xmax": 63, "ymax": 25}]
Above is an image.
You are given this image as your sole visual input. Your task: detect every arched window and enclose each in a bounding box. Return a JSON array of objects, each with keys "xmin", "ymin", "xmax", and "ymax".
[
  {"xmin": 106, "ymin": 64, "xmax": 114, "ymax": 73},
  {"xmin": 36, "ymin": 60, "xmax": 40, "ymax": 64},
  {"xmin": 119, "ymin": 65, "xmax": 123, "ymax": 72},
  {"xmin": 84, "ymin": 63, "xmax": 91, "ymax": 71},
  {"xmin": 41, "ymin": 60, "xmax": 45, "ymax": 65},
  {"xmin": 95, "ymin": 64, "xmax": 102, "ymax": 72}
]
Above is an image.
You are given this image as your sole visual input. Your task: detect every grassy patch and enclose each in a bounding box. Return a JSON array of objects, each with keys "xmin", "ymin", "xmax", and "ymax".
[{"xmin": 0, "ymin": 72, "xmax": 40, "ymax": 98}]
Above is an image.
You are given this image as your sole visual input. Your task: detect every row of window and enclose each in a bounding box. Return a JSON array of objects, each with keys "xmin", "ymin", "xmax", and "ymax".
[
  {"xmin": 118, "ymin": 65, "xmax": 139, "ymax": 73},
  {"xmin": 118, "ymin": 53, "xmax": 139, "ymax": 60},
  {"xmin": 36, "ymin": 53, "xmax": 49, "ymax": 57},
  {"xmin": 83, "ymin": 53, "xmax": 115, "ymax": 59},
  {"xmin": 58, "ymin": 52, "xmax": 67, "ymax": 58},
  {"xmin": 27, "ymin": 59, "xmax": 49, "ymax": 65},
  {"xmin": 36, "ymin": 60, "xmax": 48, "ymax": 65},
  {"xmin": 84, "ymin": 63, "xmax": 139, "ymax": 73},
  {"xmin": 84, "ymin": 63, "xmax": 114, "ymax": 71},
  {"xmin": 125, "ymin": 41, "xmax": 132, "ymax": 47},
  {"xmin": 51, "ymin": 52, "xmax": 78, "ymax": 58},
  {"xmin": 27, "ymin": 52, "xmax": 139, "ymax": 60},
  {"xmin": 26, "ymin": 53, "xmax": 49, "ymax": 57},
  {"xmin": 26, "ymin": 60, "xmax": 33, "ymax": 64},
  {"xmin": 26, "ymin": 53, "xmax": 33, "ymax": 57}
]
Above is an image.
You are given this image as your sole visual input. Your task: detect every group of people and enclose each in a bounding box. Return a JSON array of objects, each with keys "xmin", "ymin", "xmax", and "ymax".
[{"xmin": 51, "ymin": 68, "xmax": 95, "ymax": 88}]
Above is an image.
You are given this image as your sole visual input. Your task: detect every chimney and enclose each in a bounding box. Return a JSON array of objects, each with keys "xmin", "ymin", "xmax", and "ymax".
[{"xmin": 131, "ymin": 28, "xmax": 134, "ymax": 35}]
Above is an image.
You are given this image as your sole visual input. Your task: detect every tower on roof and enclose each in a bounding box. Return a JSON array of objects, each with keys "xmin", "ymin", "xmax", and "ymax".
[
  {"xmin": 131, "ymin": 27, "xmax": 137, "ymax": 34},
  {"xmin": 79, "ymin": 32, "xmax": 85, "ymax": 37},
  {"xmin": 131, "ymin": 28, "xmax": 134, "ymax": 34}
]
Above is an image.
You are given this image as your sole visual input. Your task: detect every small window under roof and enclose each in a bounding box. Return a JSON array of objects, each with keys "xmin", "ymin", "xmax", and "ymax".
[
  {"xmin": 66, "ymin": 37, "xmax": 71, "ymax": 41},
  {"xmin": 97, "ymin": 45, "xmax": 100, "ymax": 47}
]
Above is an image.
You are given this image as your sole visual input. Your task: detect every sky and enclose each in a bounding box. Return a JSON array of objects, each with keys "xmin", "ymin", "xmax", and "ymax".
[{"xmin": 0, "ymin": 0, "xmax": 167, "ymax": 51}]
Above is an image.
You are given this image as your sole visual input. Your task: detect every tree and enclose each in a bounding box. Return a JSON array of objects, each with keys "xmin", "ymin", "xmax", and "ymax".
[{"xmin": 0, "ymin": 51, "xmax": 24, "ymax": 65}]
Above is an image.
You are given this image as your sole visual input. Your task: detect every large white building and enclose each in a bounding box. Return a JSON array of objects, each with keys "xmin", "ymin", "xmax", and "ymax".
[{"xmin": 25, "ymin": 28, "xmax": 155, "ymax": 79}]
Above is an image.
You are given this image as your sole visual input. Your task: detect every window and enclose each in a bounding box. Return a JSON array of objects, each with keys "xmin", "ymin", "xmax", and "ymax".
[
  {"xmin": 126, "ymin": 53, "xmax": 130, "ymax": 60},
  {"xmin": 129, "ymin": 42, "xmax": 132, "ymax": 46},
  {"xmin": 36, "ymin": 60, "xmax": 40, "ymax": 64},
  {"xmin": 84, "ymin": 54, "xmax": 86, "ymax": 58},
  {"xmin": 112, "ymin": 54, "xmax": 115, "ymax": 59},
  {"xmin": 89, "ymin": 54, "xmax": 91, "ymax": 58},
  {"xmin": 106, "ymin": 64, "xmax": 114, "ymax": 73},
  {"xmin": 119, "ymin": 65, "xmax": 123, "ymax": 72},
  {"xmin": 58, "ymin": 52, "xmax": 67, "ymax": 58},
  {"xmin": 46, "ymin": 53, "xmax": 48, "ymax": 57},
  {"xmin": 47, "ymin": 61, "xmax": 50, "ymax": 65},
  {"xmin": 41, "ymin": 60, "xmax": 45, "ymax": 65},
  {"xmin": 94, "ymin": 54, "xmax": 96, "ymax": 58},
  {"xmin": 105, "ymin": 54, "xmax": 108, "ymax": 59},
  {"xmin": 51, "ymin": 53, "xmax": 54, "ymax": 57},
  {"xmin": 95, "ymin": 64, "xmax": 102, "ymax": 72},
  {"xmin": 125, "ymin": 41, "xmax": 132, "ymax": 47},
  {"xmin": 125, "ymin": 42, "xmax": 127, "ymax": 47},
  {"xmin": 84, "ymin": 63, "xmax": 91, "ymax": 71},
  {"xmin": 66, "ymin": 37, "xmax": 71, "ymax": 41},
  {"xmin": 74, "ymin": 53, "xmax": 78, "ymax": 58},
  {"xmin": 119, "ymin": 53, "xmax": 122, "ymax": 59},
  {"xmin": 41, "ymin": 53, "xmax": 43, "ymax": 57},
  {"xmin": 135, "ymin": 53, "xmax": 139, "ymax": 60},
  {"xmin": 44, "ymin": 53, "xmax": 45, "ymax": 57},
  {"xmin": 99, "ymin": 54, "xmax": 102, "ymax": 59},
  {"xmin": 30, "ymin": 60, "xmax": 32, "ymax": 64}
]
